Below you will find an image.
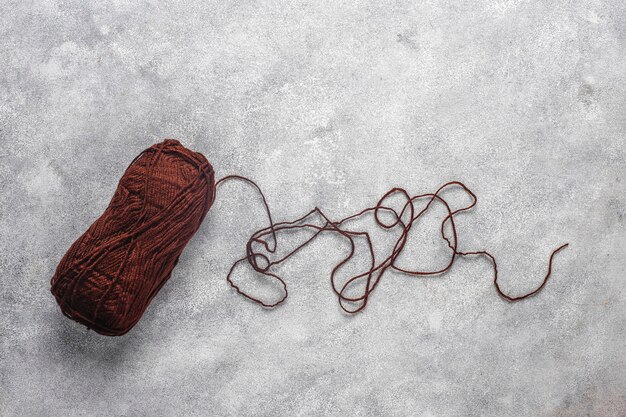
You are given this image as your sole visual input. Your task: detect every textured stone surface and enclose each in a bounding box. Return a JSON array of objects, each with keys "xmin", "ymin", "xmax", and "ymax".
[{"xmin": 1, "ymin": 1, "xmax": 625, "ymax": 416}]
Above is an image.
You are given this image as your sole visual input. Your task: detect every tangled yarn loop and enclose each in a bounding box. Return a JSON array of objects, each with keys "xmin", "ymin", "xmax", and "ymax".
[{"xmin": 219, "ymin": 179, "xmax": 568, "ymax": 313}]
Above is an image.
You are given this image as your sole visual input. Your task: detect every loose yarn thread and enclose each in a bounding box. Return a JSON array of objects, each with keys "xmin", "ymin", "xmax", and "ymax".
[{"xmin": 218, "ymin": 178, "xmax": 568, "ymax": 313}]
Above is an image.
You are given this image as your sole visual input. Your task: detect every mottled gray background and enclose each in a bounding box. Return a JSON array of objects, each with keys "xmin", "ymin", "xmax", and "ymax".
[{"xmin": 1, "ymin": 0, "xmax": 625, "ymax": 416}]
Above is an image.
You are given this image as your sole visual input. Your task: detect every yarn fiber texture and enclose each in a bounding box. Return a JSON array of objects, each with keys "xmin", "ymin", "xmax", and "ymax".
[{"xmin": 50, "ymin": 139, "xmax": 215, "ymax": 336}]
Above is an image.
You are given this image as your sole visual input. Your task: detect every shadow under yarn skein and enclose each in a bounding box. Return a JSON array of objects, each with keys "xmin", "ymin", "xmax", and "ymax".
[{"xmin": 50, "ymin": 139, "xmax": 215, "ymax": 336}]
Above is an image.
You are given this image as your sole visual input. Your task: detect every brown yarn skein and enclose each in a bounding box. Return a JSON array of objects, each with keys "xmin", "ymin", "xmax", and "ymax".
[{"xmin": 51, "ymin": 139, "xmax": 215, "ymax": 336}]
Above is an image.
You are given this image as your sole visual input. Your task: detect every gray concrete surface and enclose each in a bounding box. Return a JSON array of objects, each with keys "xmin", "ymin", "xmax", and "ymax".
[{"xmin": 1, "ymin": 1, "xmax": 625, "ymax": 416}]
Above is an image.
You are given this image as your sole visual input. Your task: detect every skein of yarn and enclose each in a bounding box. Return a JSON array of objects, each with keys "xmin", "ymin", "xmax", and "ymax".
[
  {"xmin": 51, "ymin": 139, "xmax": 568, "ymax": 336},
  {"xmin": 51, "ymin": 139, "xmax": 215, "ymax": 336}
]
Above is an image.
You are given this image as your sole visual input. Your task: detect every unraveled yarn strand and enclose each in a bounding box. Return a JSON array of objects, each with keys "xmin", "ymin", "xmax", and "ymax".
[{"xmin": 217, "ymin": 177, "xmax": 569, "ymax": 313}]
